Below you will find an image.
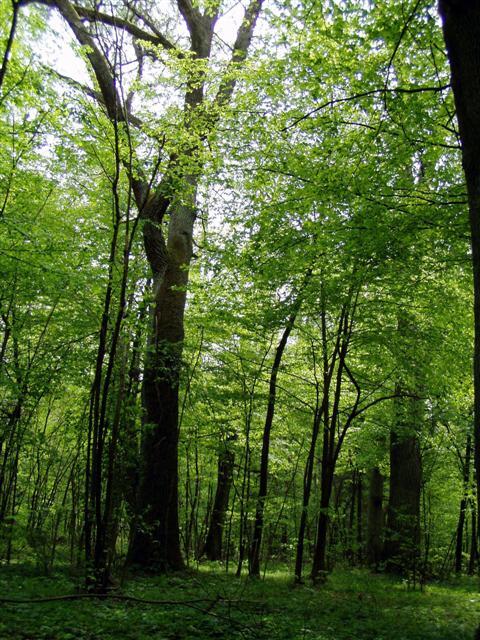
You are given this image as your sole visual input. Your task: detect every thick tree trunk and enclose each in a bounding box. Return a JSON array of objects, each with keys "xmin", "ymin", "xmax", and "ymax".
[
  {"xmin": 203, "ymin": 446, "xmax": 235, "ymax": 561},
  {"xmin": 366, "ymin": 467, "xmax": 384, "ymax": 569},
  {"xmin": 128, "ymin": 201, "xmax": 195, "ymax": 570},
  {"xmin": 439, "ymin": 0, "xmax": 480, "ymax": 551},
  {"xmin": 383, "ymin": 419, "xmax": 422, "ymax": 574}
]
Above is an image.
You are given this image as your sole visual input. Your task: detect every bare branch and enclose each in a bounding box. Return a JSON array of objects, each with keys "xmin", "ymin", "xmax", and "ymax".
[
  {"xmin": 214, "ymin": 0, "xmax": 264, "ymax": 107},
  {"xmin": 0, "ymin": 0, "xmax": 19, "ymax": 94},
  {"xmin": 20, "ymin": 0, "xmax": 178, "ymax": 51},
  {"xmin": 46, "ymin": 0, "xmax": 122, "ymax": 121},
  {"xmin": 282, "ymin": 84, "xmax": 451, "ymax": 131},
  {"xmin": 124, "ymin": 0, "xmax": 173, "ymax": 43},
  {"xmin": 44, "ymin": 66, "xmax": 143, "ymax": 128}
]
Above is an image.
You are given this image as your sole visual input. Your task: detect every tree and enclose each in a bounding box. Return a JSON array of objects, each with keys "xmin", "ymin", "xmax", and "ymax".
[
  {"xmin": 438, "ymin": 0, "xmax": 480, "ymax": 560},
  {"xmin": 20, "ymin": 0, "xmax": 265, "ymax": 574}
]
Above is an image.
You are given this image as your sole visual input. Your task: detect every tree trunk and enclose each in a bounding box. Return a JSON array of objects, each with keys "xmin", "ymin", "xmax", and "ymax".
[
  {"xmin": 468, "ymin": 495, "xmax": 478, "ymax": 575},
  {"xmin": 128, "ymin": 202, "xmax": 194, "ymax": 570},
  {"xmin": 439, "ymin": 0, "xmax": 480, "ymax": 552},
  {"xmin": 455, "ymin": 433, "xmax": 472, "ymax": 572},
  {"xmin": 36, "ymin": 0, "xmax": 264, "ymax": 577},
  {"xmin": 366, "ymin": 467, "xmax": 384, "ymax": 569},
  {"xmin": 249, "ymin": 306, "xmax": 301, "ymax": 577},
  {"xmin": 294, "ymin": 407, "xmax": 322, "ymax": 582},
  {"xmin": 383, "ymin": 407, "xmax": 422, "ymax": 574},
  {"xmin": 203, "ymin": 446, "xmax": 235, "ymax": 561},
  {"xmin": 356, "ymin": 471, "xmax": 363, "ymax": 564},
  {"xmin": 311, "ymin": 473, "xmax": 334, "ymax": 580}
]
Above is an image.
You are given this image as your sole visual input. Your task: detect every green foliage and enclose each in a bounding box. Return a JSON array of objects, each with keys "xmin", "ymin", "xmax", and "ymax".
[{"xmin": 0, "ymin": 566, "xmax": 478, "ymax": 639}]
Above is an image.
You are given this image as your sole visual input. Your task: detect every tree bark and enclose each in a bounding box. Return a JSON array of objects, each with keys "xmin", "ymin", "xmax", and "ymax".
[
  {"xmin": 366, "ymin": 467, "xmax": 384, "ymax": 569},
  {"xmin": 128, "ymin": 201, "xmax": 195, "ymax": 570},
  {"xmin": 249, "ymin": 300, "xmax": 303, "ymax": 577},
  {"xmin": 356, "ymin": 471, "xmax": 363, "ymax": 564},
  {"xmin": 383, "ymin": 401, "xmax": 422, "ymax": 574},
  {"xmin": 311, "ymin": 469, "xmax": 334, "ymax": 579},
  {"xmin": 294, "ymin": 406, "xmax": 322, "ymax": 582},
  {"xmin": 468, "ymin": 495, "xmax": 478, "ymax": 574},
  {"xmin": 203, "ymin": 444, "xmax": 235, "ymax": 561},
  {"xmin": 439, "ymin": 0, "xmax": 480, "ymax": 553},
  {"xmin": 455, "ymin": 433, "xmax": 472, "ymax": 572}
]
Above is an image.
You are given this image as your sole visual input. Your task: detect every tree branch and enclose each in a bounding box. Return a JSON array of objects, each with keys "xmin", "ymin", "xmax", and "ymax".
[
  {"xmin": 0, "ymin": 0, "xmax": 19, "ymax": 93},
  {"xmin": 214, "ymin": 0, "xmax": 264, "ymax": 108},
  {"xmin": 20, "ymin": 0, "xmax": 178, "ymax": 51},
  {"xmin": 44, "ymin": 66, "xmax": 144, "ymax": 128},
  {"xmin": 282, "ymin": 84, "xmax": 451, "ymax": 131},
  {"xmin": 48, "ymin": 0, "xmax": 122, "ymax": 121}
]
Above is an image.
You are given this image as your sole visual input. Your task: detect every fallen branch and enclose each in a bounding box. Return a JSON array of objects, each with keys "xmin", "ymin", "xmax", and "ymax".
[{"xmin": 0, "ymin": 593, "xmax": 214, "ymax": 606}]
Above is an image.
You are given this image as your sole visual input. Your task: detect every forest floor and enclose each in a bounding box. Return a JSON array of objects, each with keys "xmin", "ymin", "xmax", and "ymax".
[{"xmin": 0, "ymin": 564, "xmax": 478, "ymax": 640}]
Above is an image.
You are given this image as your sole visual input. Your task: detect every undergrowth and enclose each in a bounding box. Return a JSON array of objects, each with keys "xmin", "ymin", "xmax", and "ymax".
[{"xmin": 0, "ymin": 564, "xmax": 478, "ymax": 639}]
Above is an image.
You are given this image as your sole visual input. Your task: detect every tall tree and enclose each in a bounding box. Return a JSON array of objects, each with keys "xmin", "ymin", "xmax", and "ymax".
[
  {"xmin": 438, "ymin": 0, "xmax": 480, "ymax": 555},
  {"xmin": 21, "ymin": 0, "xmax": 264, "ymax": 572}
]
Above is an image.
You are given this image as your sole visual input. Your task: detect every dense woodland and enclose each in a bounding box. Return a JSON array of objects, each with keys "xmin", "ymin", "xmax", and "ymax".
[{"xmin": 1, "ymin": 0, "xmax": 480, "ymax": 638}]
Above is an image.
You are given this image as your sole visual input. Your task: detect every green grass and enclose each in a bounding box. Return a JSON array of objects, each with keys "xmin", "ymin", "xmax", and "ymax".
[{"xmin": 0, "ymin": 564, "xmax": 478, "ymax": 639}]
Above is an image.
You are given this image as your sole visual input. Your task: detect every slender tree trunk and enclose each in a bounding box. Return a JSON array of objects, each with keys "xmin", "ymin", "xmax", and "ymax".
[
  {"xmin": 310, "ymin": 297, "xmax": 359, "ymax": 582},
  {"xmin": 311, "ymin": 465, "xmax": 334, "ymax": 580},
  {"xmin": 356, "ymin": 471, "xmax": 363, "ymax": 564},
  {"xmin": 311, "ymin": 323, "xmax": 349, "ymax": 581},
  {"xmin": 439, "ymin": 0, "xmax": 480, "ymax": 551},
  {"xmin": 346, "ymin": 471, "xmax": 356, "ymax": 564},
  {"xmin": 294, "ymin": 407, "xmax": 322, "ymax": 582},
  {"xmin": 249, "ymin": 305, "xmax": 301, "ymax": 577},
  {"xmin": 455, "ymin": 433, "xmax": 472, "ymax": 572},
  {"xmin": 295, "ymin": 296, "xmax": 342, "ymax": 582},
  {"xmin": 468, "ymin": 495, "xmax": 478, "ymax": 575},
  {"xmin": 236, "ymin": 440, "xmax": 251, "ymax": 577},
  {"xmin": 366, "ymin": 467, "xmax": 384, "ymax": 569},
  {"xmin": 0, "ymin": 0, "xmax": 19, "ymax": 93}
]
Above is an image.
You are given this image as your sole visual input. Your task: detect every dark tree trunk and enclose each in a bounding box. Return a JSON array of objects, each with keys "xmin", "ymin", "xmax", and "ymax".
[
  {"xmin": 356, "ymin": 471, "xmax": 363, "ymax": 564},
  {"xmin": 455, "ymin": 433, "xmax": 472, "ymax": 573},
  {"xmin": 311, "ymin": 322, "xmax": 349, "ymax": 581},
  {"xmin": 366, "ymin": 467, "xmax": 384, "ymax": 569},
  {"xmin": 311, "ymin": 465, "xmax": 334, "ymax": 580},
  {"xmin": 346, "ymin": 471, "xmax": 356, "ymax": 564},
  {"xmin": 294, "ymin": 296, "xmax": 343, "ymax": 582},
  {"xmin": 468, "ymin": 495, "xmax": 478, "ymax": 575},
  {"xmin": 294, "ymin": 407, "xmax": 322, "ymax": 582},
  {"xmin": 383, "ymin": 410, "xmax": 422, "ymax": 574},
  {"xmin": 128, "ymin": 203, "xmax": 194, "ymax": 570},
  {"xmin": 203, "ymin": 446, "xmax": 235, "ymax": 561},
  {"xmin": 309, "ymin": 294, "xmax": 361, "ymax": 583},
  {"xmin": 439, "ymin": 0, "xmax": 480, "ymax": 551},
  {"xmin": 249, "ymin": 302, "xmax": 303, "ymax": 577}
]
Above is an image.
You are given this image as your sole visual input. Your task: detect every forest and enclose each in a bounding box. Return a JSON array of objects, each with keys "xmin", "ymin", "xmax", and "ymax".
[{"xmin": 1, "ymin": 0, "xmax": 480, "ymax": 638}]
